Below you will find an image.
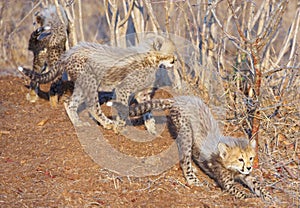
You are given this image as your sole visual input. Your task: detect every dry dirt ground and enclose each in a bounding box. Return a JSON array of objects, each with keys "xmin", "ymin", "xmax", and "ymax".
[{"xmin": 0, "ymin": 75, "xmax": 298, "ymax": 208}]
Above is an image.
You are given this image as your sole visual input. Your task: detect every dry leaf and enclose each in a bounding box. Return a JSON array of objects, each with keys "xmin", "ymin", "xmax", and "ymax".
[
  {"xmin": 37, "ymin": 119, "xmax": 49, "ymax": 126},
  {"xmin": 0, "ymin": 130, "xmax": 10, "ymax": 135},
  {"xmin": 277, "ymin": 133, "xmax": 288, "ymax": 145}
]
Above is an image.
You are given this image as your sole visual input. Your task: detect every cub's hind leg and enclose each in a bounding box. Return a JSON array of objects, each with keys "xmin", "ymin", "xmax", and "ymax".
[
  {"xmin": 114, "ymin": 86, "xmax": 155, "ymax": 134},
  {"xmin": 64, "ymin": 79, "xmax": 88, "ymax": 126},
  {"xmin": 90, "ymin": 100, "xmax": 116, "ymax": 131},
  {"xmin": 78, "ymin": 74, "xmax": 116, "ymax": 131},
  {"xmin": 65, "ymin": 73, "xmax": 101, "ymax": 127},
  {"xmin": 135, "ymin": 88, "xmax": 157, "ymax": 135},
  {"xmin": 172, "ymin": 112, "xmax": 202, "ymax": 186},
  {"xmin": 114, "ymin": 69, "xmax": 158, "ymax": 135}
]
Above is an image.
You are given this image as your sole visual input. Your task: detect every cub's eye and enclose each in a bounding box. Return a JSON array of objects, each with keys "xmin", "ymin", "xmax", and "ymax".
[
  {"xmin": 238, "ymin": 158, "xmax": 244, "ymax": 162},
  {"xmin": 249, "ymin": 157, "xmax": 253, "ymax": 161}
]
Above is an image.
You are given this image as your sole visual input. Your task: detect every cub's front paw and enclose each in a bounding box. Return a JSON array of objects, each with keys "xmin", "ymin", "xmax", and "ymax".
[
  {"xmin": 50, "ymin": 95, "xmax": 59, "ymax": 108},
  {"xmin": 26, "ymin": 90, "xmax": 39, "ymax": 103}
]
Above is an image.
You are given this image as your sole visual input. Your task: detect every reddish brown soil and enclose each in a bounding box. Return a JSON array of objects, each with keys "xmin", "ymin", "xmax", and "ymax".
[{"xmin": 0, "ymin": 76, "xmax": 296, "ymax": 207}]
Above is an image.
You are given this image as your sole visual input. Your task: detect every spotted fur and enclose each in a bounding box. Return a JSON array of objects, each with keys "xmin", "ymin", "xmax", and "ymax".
[
  {"xmin": 28, "ymin": 27, "xmax": 49, "ymax": 72},
  {"xmin": 64, "ymin": 50, "xmax": 175, "ymax": 133},
  {"xmin": 19, "ymin": 37, "xmax": 176, "ymax": 133},
  {"xmin": 33, "ymin": 5, "xmax": 68, "ymax": 68},
  {"xmin": 127, "ymin": 96, "xmax": 272, "ymax": 200},
  {"xmin": 26, "ymin": 5, "xmax": 69, "ymax": 103}
]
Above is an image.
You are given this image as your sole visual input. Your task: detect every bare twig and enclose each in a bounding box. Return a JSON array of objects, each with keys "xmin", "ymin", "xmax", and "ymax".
[
  {"xmin": 263, "ymin": 67, "xmax": 300, "ymax": 77},
  {"xmin": 78, "ymin": 0, "xmax": 84, "ymax": 41},
  {"xmin": 63, "ymin": 1, "xmax": 77, "ymax": 47},
  {"xmin": 117, "ymin": 0, "xmax": 135, "ymax": 28},
  {"xmin": 106, "ymin": 0, "xmax": 118, "ymax": 46},
  {"xmin": 142, "ymin": 0, "xmax": 162, "ymax": 33},
  {"xmin": 8, "ymin": 0, "xmax": 42, "ymax": 37}
]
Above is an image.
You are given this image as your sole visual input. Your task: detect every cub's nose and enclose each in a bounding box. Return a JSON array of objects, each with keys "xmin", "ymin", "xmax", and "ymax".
[{"xmin": 246, "ymin": 167, "xmax": 252, "ymax": 171}]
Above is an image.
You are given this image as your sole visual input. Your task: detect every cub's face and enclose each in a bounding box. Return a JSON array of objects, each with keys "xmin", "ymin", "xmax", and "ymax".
[
  {"xmin": 218, "ymin": 139, "xmax": 256, "ymax": 175},
  {"xmin": 28, "ymin": 26, "xmax": 52, "ymax": 51},
  {"xmin": 157, "ymin": 54, "xmax": 177, "ymax": 68}
]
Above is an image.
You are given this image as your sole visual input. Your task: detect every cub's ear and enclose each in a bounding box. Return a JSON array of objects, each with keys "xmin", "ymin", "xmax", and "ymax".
[
  {"xmin": 153, "ymin": 37, "xmax": 163, "ymax": 51},
  {"xmin": 218, "ymin": 143, "xmax": 229, "ymax": 159},
  {"xmin": 249, "ymin": 139, "xmax": 256, "ymax": 149}
]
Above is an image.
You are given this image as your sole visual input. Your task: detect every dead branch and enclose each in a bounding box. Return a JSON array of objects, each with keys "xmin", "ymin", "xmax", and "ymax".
[
  {"xmin": 263, "ymin": 67, "xmax": 300, "ymax": 77},
  {"xmin": 78, "ymin": 0, "xmax": 84, "ymax": 41},
  {"xmin": 8, "ymin": 0, "xmax": 43, "ymax": 38},
  {"xmin": 257, "ymin": 1, "xmax": 288, "ymax": 51},
  {"xmin": 107, "ymin": 0, "xmax": 118, "ymax": 46},
  {"xmin": 117, "ymin": 0, "xmax": 135, "ymax": 28},
  {"xmin": 288, "ymin": 7, "xmax": 300, "ymax": 63},
  {"xmin": 53, "ymin": 0, "xmax": 65, "ymax": 26},
  {"xmin": 62, "ymin": 0, "xmax": 77, "ymax": 47},
  {"xmin": 130, "ymin": 0, "xmax": 144, "ymax": 42},
  {"xmin": 178, "ymin": 2, "xmax": 196, "ymax": 47},
  {"xmin": 226, "ymin": 0, "xmax": 247, "ymax": 43},
  {"xmin": 142, "ymin": 0, "xmax": 162, "ymax": 33}
]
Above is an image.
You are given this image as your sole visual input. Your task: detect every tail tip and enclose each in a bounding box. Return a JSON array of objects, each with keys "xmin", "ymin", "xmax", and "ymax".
[
  {"xmin": 106, "ymin": 101, "xmax": 113, "ymax": 107},
  {"xmin": 17, "ymin": 66, "xmax": 23, "ymax": 72},
  {"xmin": 43, "ymin": 26, "xmax": 51, "ymax": 31}
]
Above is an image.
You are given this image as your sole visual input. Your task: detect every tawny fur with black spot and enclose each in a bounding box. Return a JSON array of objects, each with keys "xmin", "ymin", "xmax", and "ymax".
[
  {"xmin": 26, "ymin": 5, "xmax": 69, "ymax": 100},
  {"xmin": 127, "ymin": 96, "xmax": 271, "ymax": 201},
  {"xmin": 20, "ymin": 37, "xmax": 176, "ymax": 132}
]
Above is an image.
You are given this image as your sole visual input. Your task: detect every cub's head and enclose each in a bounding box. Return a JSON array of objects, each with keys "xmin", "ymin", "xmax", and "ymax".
[
  {"xmin": 218, "ymin": 139, "xmax": 256, "ymax": 175},
  {"xmin": 35, "ymin": 5, "xmax": 68, "ymax": 27},
  {"xmin": 28, "ymin": 26, "xmax": 52, "ymax": 52},
  {"xmin": 145, "ymin": 51, "xmax": 177, "ymax": 68},
  {"xmin": 158, "ymin": 54, "xmax": 177, "ymax": 68}
]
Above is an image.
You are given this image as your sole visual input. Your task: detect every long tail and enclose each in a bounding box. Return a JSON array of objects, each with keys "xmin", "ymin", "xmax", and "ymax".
[
  {"xmin": 128, "ymin": 98, "xmax": 175, "ymax": 116},
  {"xmin": 18, "ymin": 64, "xmax": 61, "ymax": 84}
]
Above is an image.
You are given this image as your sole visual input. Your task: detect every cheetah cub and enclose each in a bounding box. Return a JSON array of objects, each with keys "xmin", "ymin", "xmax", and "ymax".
[
  {"xmin": 18, "ymin": 38, "xmax": 175, "ymax": 134},
  {"xmin": 26, "ymin": 26, "xmax": 51, "ymax": 102},
  {"xmin": 26, "ymin": 4, "xmax": 69, "ymax": 105},
  {"xmin": 124, "ymin": 96, "xmax": 271, "ymax": 200}
]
